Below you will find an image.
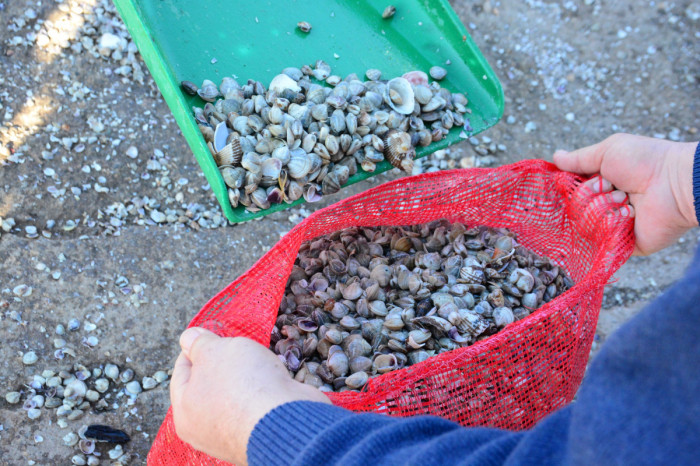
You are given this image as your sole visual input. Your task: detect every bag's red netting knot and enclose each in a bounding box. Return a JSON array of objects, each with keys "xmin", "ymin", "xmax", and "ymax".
[{"xmin": 148, "ymin": 160, "xmax": 634, "ymax": 465}]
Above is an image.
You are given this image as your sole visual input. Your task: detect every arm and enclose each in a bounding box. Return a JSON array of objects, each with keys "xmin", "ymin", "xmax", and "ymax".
[
  {"xmin": 248, "ymin": 234, "xmax": 700, "ymax": 466},
  {"xmin": 170, "ymin": 136, "xmax": 700, "ymax": 466}
]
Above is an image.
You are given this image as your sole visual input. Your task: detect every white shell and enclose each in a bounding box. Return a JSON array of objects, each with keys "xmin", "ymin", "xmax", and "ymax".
[
  {"xmin": 213, "ymin": 122, "xmax": 229, "ymax": 152},
  {"xmin": 261, "ymin": 157, "xmax": 282, "ymax": 178},
  {"xmin": 384, "ymin": 77, "xmax": 415, "ymax": 114},
  {"xmin": 64, "ymin": 379, "xmax": 87, "ymax": 400},
  {"xmin": 269, "ymin": 74, "xmax": 301, "ymax": 94}
]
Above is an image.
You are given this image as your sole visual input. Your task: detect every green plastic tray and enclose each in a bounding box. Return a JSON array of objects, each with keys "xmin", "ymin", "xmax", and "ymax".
[{"xmin": 113, "ymin": 0, "xmax": 503, "ymax": 223}]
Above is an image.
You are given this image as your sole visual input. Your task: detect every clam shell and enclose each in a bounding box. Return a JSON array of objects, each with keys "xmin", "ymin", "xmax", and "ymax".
[
  {"xmin": 345, "ymin": 371, "xmax": 369, "ymax": 389},
  {"xmin": 493, "ymin": 307, "xmax": 515, "ymax": 327},
  {"xmin": 197, "ymin": 83, "xmax": 219, "ymax": 102},
  {"xmin": 373, "ymin": 353, "xmax": 397, "ymax": 374},
  {"xmin": 269, "ymin": 74, "xmax": 301, "ymax": 94},
  {"xmin": 219, "ymin": 76, "xmax": 240, "ymax": 97},
  {"xmin": 181, "ymin": 80, "xmax": 197, "ymax": 95},
  {"xmin": 288, "ymin": 153, "xmax": 313, "ymax": 179},
  {"xmin": 214, "ymin": 139, "xmax": 243, "ymax": 166},
  {"xmin": 383, "ymin": 130, "xmax": 415, "ymax": 173},
  {"xmin": 382, "ymin": 5, "xmax": 396, "ymax": 18},
  {"xmin": 221, "ymin": 166, "xmax": 245, "ymax": 189},
  {"xmin": 261, "ymin": 157, "xmax": 282, "ymax": 179},
  {"xmin": 384, "ymin": 78, "xmax": 415, "ymax": 114},
  {"xmin": 251, "ymin": 188, "xmax": 270, "ymax": 209},
  {"xmin": 413, "ymin": 84, "xmax": 433, "ymax": 105},
  {"xmin": 282, "ymin": 67, "xmax": 303, "ymax": 81},
  {"xmin": 228, "ymin": 188, "xmax": 240, "ymax": 208},
  {"xmin": 365, "ymin": 68, "xmax": 382, "ymax": 81},
  {"xmin": 423, "ymin": 96, "xmax": 446, "ymax": 113},
  {"xmin": 241, "ymin": 152, "xmax": 262, "ymax": 173},
  {"xmin": 303, "ymin": 183, "xmax": 322, "ymax": 202},
  {"xmin": 429, "ymin": 66, "xmax": 447, "ymax": 80},
  {"xmin": 286, "ymin": 180, "xmax": 303, "ymax": 201},
  {"xmin": 402, "ymin": 70, "xmax": 429, "ymax": 86}
]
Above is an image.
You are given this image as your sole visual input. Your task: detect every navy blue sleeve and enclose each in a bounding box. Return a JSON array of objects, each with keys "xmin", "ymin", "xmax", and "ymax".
[
  {"xmin": 693, "ymin": 141, "xmax": 700, "ymax": 223},
  {"xmin": 248, "ymin": 141, "xmax": 700, "ymax": 466}
]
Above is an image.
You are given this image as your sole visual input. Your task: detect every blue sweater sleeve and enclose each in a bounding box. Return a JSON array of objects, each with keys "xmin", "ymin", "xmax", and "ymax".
[
  {"xmin": 693, "ymin": 141, "xmax": 700, "ymax": 223},
  {"xmin": 248, "ymin": 141, "xmax": 700, "ymax": 466}
]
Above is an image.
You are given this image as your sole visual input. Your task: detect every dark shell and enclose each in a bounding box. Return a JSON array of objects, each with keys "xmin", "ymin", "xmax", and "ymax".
[{"xmin": 84, "ymin": 425, "xmax": 130, "ymax": 444}]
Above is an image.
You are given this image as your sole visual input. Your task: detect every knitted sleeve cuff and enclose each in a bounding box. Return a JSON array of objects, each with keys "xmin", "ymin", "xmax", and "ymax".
[
  {"xmin": 693, "ymin": 142, "xmax": 700, "ymax": 225},
  {"xmin": 247, "ymin": 401, "xmax": 355, "ymax": 466}
]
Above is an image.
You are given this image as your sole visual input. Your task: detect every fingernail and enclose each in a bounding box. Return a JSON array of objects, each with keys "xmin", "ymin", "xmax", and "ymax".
[
  {"xmin": 553, "ymin": 149, "xmax": 568, "ymax": 158},
  {"xmin": 180, "ymin": 327, "xmax": 206, "ymax": 352},
  {"xmin": 587, "ymin": 176, "xmax": 602, "ymax": 193},
  {"xmin": 611, "ymin": 190, "xmax": 627, "ymax": 203}
]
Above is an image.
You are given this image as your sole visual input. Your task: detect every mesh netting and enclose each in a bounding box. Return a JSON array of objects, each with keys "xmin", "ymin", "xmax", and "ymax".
[{"xmin": 148, "ymin": 160, "xmax": 634, "ymax": 465}]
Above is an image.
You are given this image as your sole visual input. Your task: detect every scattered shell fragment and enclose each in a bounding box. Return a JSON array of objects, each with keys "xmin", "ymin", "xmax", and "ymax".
[
  {"xmin": 104, "ymin": 363, "xmax": 119, "ymax": 381},
  {"xmin": 13, "ymin": 284, "xmax": 32, "ymax": 297},
  {"xmin": 67, "ymin": 318, "xmax": 81, "ymax": 331},
  {"xmin": 94, "ymin": 378, "xmax": 109, "ymax": 393},
  {"xmin": 125, "ymin": 381, "xmax": 142, "ymax": 395},
  {"xmin": 153, "ymin": 370, "xmax": 169, "ymax": 384},
  {"xmin": 79, "ymin": 439, "xmax": 96, "ymax": 455},
  {"xmin": 63, "ymin": 432, "xmax": 80, "ymax": 447},
  {"xmin": 142, "ymin": 376, "xmax": 157, "ymax": 390},
  {"xmin": 108, "ymin": 445, "xmax": 124, "ymax": 460},
  {"xmin": 297, "ymin": 21, "xmax": 312, "ymax": 33},
  {"xmin": 22, "ymin": 351, "xmax": 38, "ymax": 365}
]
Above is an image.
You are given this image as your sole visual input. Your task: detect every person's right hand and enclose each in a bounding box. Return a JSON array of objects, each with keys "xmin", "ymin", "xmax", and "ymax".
[{"xmin": 553, "ymin": 133, "xmax": 699, "ymax": 255}]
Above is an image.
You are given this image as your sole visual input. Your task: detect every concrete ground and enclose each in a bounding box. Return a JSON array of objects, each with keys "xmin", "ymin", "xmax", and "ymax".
[{"xmin": 0, "ymin": 0, "xmax": 698, "ymax": 464}]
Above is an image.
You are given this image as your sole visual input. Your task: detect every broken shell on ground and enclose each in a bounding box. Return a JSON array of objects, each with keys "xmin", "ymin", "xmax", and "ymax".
[
  {"xmin": 125, "ymin": 380, "xmax": 142, "ymax": 395},
  {"xmin": 5, "ymin": 391, "xmax": 21, "ymax": 404},
  {"xmin": 22, "ymin": 351, "xmax": 38, "ymax": 365},
  {"xmin": 142, "ymin": 376, "xmax": 158, "ymax": 390}
]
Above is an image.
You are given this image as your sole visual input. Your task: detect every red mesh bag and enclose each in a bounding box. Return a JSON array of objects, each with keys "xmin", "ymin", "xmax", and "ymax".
[{"xmin": 148, "ymin": 160, "xmax": 633, "ymax": 465}]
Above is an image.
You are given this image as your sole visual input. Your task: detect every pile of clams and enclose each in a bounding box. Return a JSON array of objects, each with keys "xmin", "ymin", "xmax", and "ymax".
[
  {"xmin": 270, "ymin": 220, "xmax": 574, "ymax": 392},
  {"xmin": 183, "ymin": 61, "xmax": 467, "ymax": 213}
]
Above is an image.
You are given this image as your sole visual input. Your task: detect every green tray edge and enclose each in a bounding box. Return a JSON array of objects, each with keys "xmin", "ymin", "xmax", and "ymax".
[{"xmin": 113, "ymin": 0, "xmax": 504, "ymax": 224}]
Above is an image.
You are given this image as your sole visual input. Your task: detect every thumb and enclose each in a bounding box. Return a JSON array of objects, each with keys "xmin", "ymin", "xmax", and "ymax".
[
  {"xmin": 553, "ymin": 142, "xmax": 606, "ymax": 175},
  {"xmin": 170, "ymin": 351, "xmax": 192, "ymax": 409},
  {"xmin": 179, "ymin": 327, "xmax": 220, "ymax": 360}
]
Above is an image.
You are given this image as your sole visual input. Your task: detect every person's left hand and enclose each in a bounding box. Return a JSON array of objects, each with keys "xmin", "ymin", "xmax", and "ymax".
[{"xmin": 170, "ymin": 327, "xmax": 331, "ymax": 465}]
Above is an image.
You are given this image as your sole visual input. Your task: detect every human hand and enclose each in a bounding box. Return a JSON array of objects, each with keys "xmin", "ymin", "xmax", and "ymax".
[
  {"xmin": 553, "ymin": 133, "xmax": 699, "ymax": 255},
  {"xmin": 170, "ymin": 327, "xmax": 331, "ymax": 465}
]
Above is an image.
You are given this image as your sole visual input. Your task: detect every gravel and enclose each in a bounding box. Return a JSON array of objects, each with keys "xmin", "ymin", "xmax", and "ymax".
[{"xmin": 0, "ymin": 0, "xmax": 698, "ymax": 464}]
